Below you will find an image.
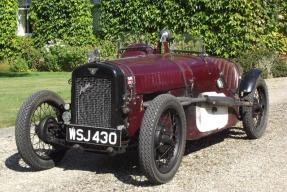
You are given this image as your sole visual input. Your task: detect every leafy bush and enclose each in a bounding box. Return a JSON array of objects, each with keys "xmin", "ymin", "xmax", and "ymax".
[
  {"xmin": 43, "ymin": 45, "xmax": 88, "ymax": 71},
  {"xmin": 9, "ymin": 57, "xmax": 30, "ymax": 72},
  {"xmin": 10, "ymin": 37, "xmax": 44, "ymax": 70},
  {"xmin": 0, "ymin": 0, "xmax": 18, "ymax": 60},
  {"xmin": 0, "ymin": 59, "xmax": 11, "ymax": 72},
  {"xmin": 8, "ymin": 38, "xmax": 89, "ymax": 72},
  {"xmin": 234, "ymin": 48, "xmax": 287, "ymax": 78},
  {"xmin": 94, "ymin": 39, "xmax": 120, "ymax": 60},
  {"xmin": 271, "ymin": 57, "xmax": 287, "ymax": 78},
  {"xmin": 30, "ymin": 0, "xmax": 95, "ymax": 47}
]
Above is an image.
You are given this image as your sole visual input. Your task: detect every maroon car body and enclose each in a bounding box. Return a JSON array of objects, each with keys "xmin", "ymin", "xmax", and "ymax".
[
  {"xmin": 15, "ymin": 31, "xmax": 269, "ymax": 184},
  {"xmin": 108, "ymin": 53, "xmax": 239, "ymax": 140}
]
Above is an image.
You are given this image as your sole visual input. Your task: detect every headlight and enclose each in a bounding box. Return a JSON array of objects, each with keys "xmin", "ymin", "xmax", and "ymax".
[
  {"xmin": 62, "ymin": 111, "xmax": 71, "ymax": 123},
  {"xmin": 216, "ymin": 78, "xmax": 224, "ymax": 89},
  {"xmin": 64, "ymin": 103, "xmax": 70, "ymax": 111}
]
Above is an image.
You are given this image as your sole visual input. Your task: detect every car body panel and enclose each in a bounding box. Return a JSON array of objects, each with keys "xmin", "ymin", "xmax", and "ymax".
[{"xmin": 106, "ymin": 53, "xmax": 240, "ymax": 140}]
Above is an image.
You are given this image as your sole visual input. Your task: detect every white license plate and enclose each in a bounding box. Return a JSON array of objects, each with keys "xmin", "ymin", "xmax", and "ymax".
[{"xmin": 66, "ymin": 125, "xmax": 121, "ymax": 146}]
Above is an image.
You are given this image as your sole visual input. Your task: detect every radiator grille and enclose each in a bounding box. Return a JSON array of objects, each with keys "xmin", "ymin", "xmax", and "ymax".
[{"xmin": 75, "ymin": 77, "xmax": 112, "ymax": 127}]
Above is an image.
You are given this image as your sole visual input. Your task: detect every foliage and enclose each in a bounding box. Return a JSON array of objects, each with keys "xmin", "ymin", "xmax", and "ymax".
[
  {"xmin": 278, "ymin": 1, "xmax": 287, "ymax": 35},
  {"xmin": 100, "ymin": 0, "xmax": 286, "ymax": 58},
  {"xmin": 0, "ymin": 59, "xmax": 11, "ymax": 72},
  {"xmin": 277, "ymin": 1, "xmax": 287, "ymax": 53},
  {"xmin": 8, "ymin": 37, "xmax": 89, "ymax": 72},
  {"xmin": 271, "ymin": 57, "xmax": 287, "ymax": 78},
  {"xmin": 234, "ymin": 48, "xmax": 287, "ymax": 78},
  {"xmin": 0, "ymin": 0, "xmax": 18, "ymax": 60},
  {"xmin": 7, "ymin": 36, "xmax": 43, "ymax": 71},
  {"xmin": 42, "ymin": 45, "xmax": 88, "ymax": 71},
  {"xmin": 1, "ymin": 0, "xmax": 287, "ymax": 76},
  {"xmin": 94, "ymin": 39, "xmax": 118, "ymax": 60},
  {"xmin": 10, "ymin": 37, "xmax": 42, "ymax": 70},
  {"xmin": 30, "ymin": 0, "xmax": 96, "ymax": 47},
  {"xmin": 9, "ymin": 56, "xmax": 30, "ymax": 72}
]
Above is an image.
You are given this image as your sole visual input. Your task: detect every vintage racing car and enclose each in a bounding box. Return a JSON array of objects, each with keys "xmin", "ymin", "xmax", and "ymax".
[{"xmin": 15, "ymin": 30, "xmax": 269, "ymax": 184}]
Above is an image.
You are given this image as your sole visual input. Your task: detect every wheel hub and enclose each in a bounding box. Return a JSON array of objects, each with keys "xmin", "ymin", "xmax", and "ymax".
[
  {"xmin": 37, "ymin": 116, "xmax": 58, "ymax": 143},
  {"xmin": 252, "ymin": 97, "xmax": 264, "ymax": 117}
]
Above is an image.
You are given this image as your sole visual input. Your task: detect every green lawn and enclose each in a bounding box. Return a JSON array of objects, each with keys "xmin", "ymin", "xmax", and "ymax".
[{"xmin": 0, "ymin": 72, "xmax": 71, "ymax": 128}]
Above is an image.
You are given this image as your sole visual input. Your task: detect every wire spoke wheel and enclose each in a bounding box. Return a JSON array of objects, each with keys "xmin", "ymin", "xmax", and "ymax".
[
  {"xmin": 154, "ymin": 109, "xmax": 181, "ymax": 173},
  {"xmin": 15, "ymin": 90, "xmax": 67, "ymax": 170},
  {"xmin": 242, "ymin": 78, "xmax": 269, "ymax": 139},
  {"xmin": 252, "ymin": 88, "xmax": 266, "ymax": 129},
  {"xmin": 30, "ymin": 102, "xmax": 60, "ymax": 159},
  {"xmin": 139, "ymin": 94, "xmax": 186, "ymax": 184}
]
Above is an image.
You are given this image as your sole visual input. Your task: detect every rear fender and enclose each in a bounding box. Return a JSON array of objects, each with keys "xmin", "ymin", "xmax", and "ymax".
[{"xmin": 239, "ymin": 69, "xmax": 262, "ymax": 97}]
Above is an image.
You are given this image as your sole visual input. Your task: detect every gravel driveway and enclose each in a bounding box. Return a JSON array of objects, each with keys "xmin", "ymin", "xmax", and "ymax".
[{"xmin": 0, "ymin": 78, "xmax": 286, "ymax": 192}]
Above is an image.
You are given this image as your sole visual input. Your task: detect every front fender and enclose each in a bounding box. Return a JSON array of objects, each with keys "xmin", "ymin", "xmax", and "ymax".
[{"xmin": 239, "ymin": 69, "xmax": 262, "ymax": 97}]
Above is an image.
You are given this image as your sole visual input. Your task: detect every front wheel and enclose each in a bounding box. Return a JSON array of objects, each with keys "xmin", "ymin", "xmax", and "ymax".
[
  {"xmin": 139, "ymin": 94, "xmax": 186, "ymax": 184},
  {"xmin": 241, "ymin": 78, "xmax": 269, "ymax": 139},
  {"xmin": 15, "ymin": 90, "xmax": 67, "ymax": 170}
]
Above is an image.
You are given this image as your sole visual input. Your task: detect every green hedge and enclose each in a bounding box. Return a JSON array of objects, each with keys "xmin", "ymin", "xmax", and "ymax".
[
  {"xmin": 0, "ymin": 0, "xmax": 18, "ymax": 60},
  {"xmin": 9, "ymin": 40, "xmax": 90, "ymax": 72},
  {"xmin": 1, "ymin": 0, "xmax": 287, "ymax": 76},
  {"xmin": 100, "ymin": 0, "xmax": 286, "ymax": 58},
  {"xmin": 30, "ymin": 0, "xmax": 95, "ymax": 47}
]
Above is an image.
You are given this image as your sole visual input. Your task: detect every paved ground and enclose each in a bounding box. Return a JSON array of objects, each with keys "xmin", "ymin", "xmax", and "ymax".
[{"xmin": 0, "ymin": 78, "xmax": 286, "ymax": 192}]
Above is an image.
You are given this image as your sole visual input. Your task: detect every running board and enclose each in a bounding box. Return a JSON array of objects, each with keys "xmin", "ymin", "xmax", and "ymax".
[
  {"xmin": 178, "ymin": 96, "xmax": 252, "ymax": 107},
  {"xmin": 143, "ymin": 96, "xmax": 252, "ymax": 107}
]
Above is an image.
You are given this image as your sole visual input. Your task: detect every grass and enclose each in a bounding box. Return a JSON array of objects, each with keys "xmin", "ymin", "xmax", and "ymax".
[{"xmin": 0, "ymin": 72, "xmax": 71, "ymax": 128}]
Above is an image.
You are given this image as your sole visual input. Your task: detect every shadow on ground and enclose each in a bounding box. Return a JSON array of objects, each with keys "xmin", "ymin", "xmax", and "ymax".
[
  {"xmin": 185, "ymin": 127, "xmax": 247, "ymax": 155},
  {"xmin": 5, "ymin": 127, "xmax": 247, "ymax": 187},
  {"xmin": 0, "ymin": 72, "xmax": 35, "ymax": 78}
]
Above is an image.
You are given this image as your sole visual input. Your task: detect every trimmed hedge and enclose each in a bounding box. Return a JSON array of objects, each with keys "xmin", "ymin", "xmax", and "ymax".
[
  {"xmin": 0, "ymin": 0, "xmax": 18, "ymax": 60},
  {"xmin": 30, "ymin": 0, "xmax": 95, "ymax": 47}
]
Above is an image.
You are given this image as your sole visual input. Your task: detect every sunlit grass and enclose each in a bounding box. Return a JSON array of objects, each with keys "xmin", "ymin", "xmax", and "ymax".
[{"xmin": 0, "ymin": 72, "xmax": 71, "ymax": 128}]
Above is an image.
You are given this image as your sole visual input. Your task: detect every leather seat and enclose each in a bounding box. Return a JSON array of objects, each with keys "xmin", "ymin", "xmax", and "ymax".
[
  {"xmin": 121, "ymin": 44, "xmax": 154, "ymax": 58},
  {"xmin": 208, "ymin": 57, "xmax": 241, "ymax": 92}
]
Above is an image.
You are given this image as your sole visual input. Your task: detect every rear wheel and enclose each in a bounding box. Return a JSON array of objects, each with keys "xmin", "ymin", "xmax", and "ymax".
[
  {"xmin": 139, "ymin": 94, "xmax": 186, "ymax": 184},
  {"xmin": 15, "ymin": 90, "xmax": 67, "ymax": 170},
  {"xmin": 241, "ymin": 78, "xmax": 269, "ymax": 139}
]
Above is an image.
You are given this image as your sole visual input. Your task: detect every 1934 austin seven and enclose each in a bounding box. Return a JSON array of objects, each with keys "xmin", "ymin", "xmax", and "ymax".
[{"xmin": 15, "ymin": 30, "xmax": 269, "ymax": 184}]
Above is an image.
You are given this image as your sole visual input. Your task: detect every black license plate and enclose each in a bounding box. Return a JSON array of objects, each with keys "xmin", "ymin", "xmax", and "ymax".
[{"xmin": 66, "ymin": 125, "xmax": 121, "ymax": 146}]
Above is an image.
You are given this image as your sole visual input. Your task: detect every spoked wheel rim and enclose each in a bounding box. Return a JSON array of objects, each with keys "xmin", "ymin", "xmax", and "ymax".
[
  {"xmin": 252, "ymin": 86, "xmax": 267, "ymax": 129},
  {"xmin": 30, "ymin": 102, "xmax": 61, "ymax": 160},
  {"xmin": 153, "ymin": 108, "xmax": 182, "ymax": 174}
]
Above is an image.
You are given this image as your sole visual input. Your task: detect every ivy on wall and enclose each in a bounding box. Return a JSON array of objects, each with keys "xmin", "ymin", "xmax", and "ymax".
[
  {"xmin": 30, "ymin": 0, "xmax": 95, "ymax": 47},
  {"xmin": 0, "ymin": 0, "xmax": 18, "ymax": 60},
  {"xmin": 1, "ymin": 0, "xmax": 286, "ymax": 63},
  {"xmin": 100, "ymin": 0, "xmax": 286, "ymax": 58}
]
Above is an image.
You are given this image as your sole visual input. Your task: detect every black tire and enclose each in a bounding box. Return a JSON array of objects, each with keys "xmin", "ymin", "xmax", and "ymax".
[
  {"xmin": 241, "ymin": 78, "xmax": 269, "ymax": 139},
  {"xmin": 139, "ymin": 94, "xmax": 186, "ymax": 184},
  {"xmin": 15, "ymin": 90, "xmax": 67, "ymax": 170}
]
